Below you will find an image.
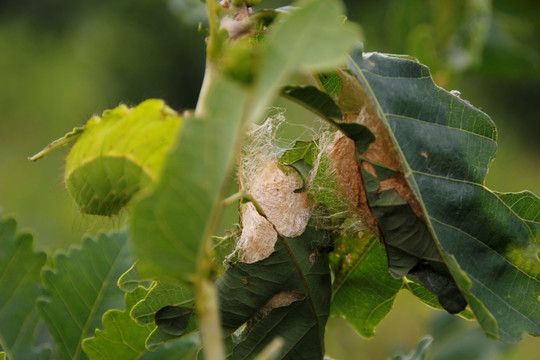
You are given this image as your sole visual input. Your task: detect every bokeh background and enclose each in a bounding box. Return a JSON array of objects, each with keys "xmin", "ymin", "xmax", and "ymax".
[{"xmin": 0, "ymin": 0, "xmax": 538, "ymax": 358}]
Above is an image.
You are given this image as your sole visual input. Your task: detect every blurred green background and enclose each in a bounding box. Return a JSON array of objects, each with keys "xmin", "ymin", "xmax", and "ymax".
[{"xmin": 0, "ymin": 0, "xmax": 538, "ymax": 358}]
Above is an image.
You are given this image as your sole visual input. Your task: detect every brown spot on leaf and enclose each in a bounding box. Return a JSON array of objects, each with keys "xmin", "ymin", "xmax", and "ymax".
[
  {"xmin": 421, "ymin": 151, "xmax": 428, "ymax": 158},
  {"xmin": 260, "ymin": 291, "xmax": 305, "ymax": 317}
]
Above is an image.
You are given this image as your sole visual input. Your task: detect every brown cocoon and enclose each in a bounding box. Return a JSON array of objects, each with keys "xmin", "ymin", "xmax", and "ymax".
[
  {"xmin": 237, "ymin": 202, "xmax": 277, "ymax": 263},
  {"xmin": 250, "ymin": 161, "xmax": 312, "ymax": 237},
  {"xmin": 237, "ymin": 160, "xmax": 312, "ymax": 263}
]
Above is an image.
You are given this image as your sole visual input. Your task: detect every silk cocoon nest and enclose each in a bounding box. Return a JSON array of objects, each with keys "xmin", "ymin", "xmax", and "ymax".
[{"xmin": 234, "ymin": 113, "xmax": 367, "ymax": 263}]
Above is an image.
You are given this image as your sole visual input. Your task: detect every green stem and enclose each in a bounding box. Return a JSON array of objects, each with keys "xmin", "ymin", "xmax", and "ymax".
[
  {"xmin": 28, "ymin": 126, "xmax": 84, "ymax": 162},
  {"xmin": 253, "ymin": 337, "xmax": 284, "ymax": 360},
  {"xmin": 193, "ymin": 3, "xmax": 226, "ymax": 359},
  {"xmin": 223, "ymin": 190, "xmax": 267, "ymax": 217},
  {"xmin": 195, "ymin": 277, "xmax": 226, "ymax": 360},
  {"xmin": 195, "ymin": 0, "xmax": 220, "ymax": 117},
  {"xmin": 195, "ymin": 61, "xmax": 216, "ymax": 117},
  {"xmin": 206, "ymin": 0, "xmax": 221, "ymax": 61}
]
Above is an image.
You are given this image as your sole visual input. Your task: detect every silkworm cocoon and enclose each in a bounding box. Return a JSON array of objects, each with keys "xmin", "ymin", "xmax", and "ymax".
[
  {"xmin": 251, "ymin": 161, "xmax": 311, "ymax": 237},
  {"xmin": 236, "ymin": 202, "xmax": 277, "ymax": 263},
  {"xmin": 237, "ymin": 160, "xmax": 312, "ymax": 263},
  {"xmin": 65, "ymin": 99, "xmax": 182, "ymax": 216}
]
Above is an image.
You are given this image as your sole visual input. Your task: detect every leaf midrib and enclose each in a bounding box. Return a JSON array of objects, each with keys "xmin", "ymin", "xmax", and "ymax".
[
  {"xmin": 279, "ymin": 235, "xmax": 325, "ymax": 355},
  {"xmin": 72, "ymin": 241, "xmax": 127, "ymax": 360}
]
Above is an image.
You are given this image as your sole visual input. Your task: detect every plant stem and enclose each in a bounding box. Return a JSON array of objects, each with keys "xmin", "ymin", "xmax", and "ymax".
[
  {"xmin": 223, "ymin": 190, "xmax": 267, "ymax": 217},
  {"xmin": 195, "ymin": 277, "xmax": 226, "ymax": 360},
  {"xmin": 195, "ymin": 61, "xmax": 216, "ymax": 117},
  {"xmin": 253, "ymin": 337, "xmax": 284, "ymax": 360},
  {"xmin": 193, "ymin": 3, "xmax": 226, "ymax": 359},
  {"xmin": 28, "ymin": 126, "xmax": 84, "ymax": 161},
  {"xmin": 206, "ymin": 0, "xmax": 221, "ymax": 61}
]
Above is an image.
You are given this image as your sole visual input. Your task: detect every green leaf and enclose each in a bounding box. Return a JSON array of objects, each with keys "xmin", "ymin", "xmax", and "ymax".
[
  {"xmin": 217, "ymin": 226, "xmax": 332, "ymax": 359},
  {"xmin": 141, "ymin": 336, "xmax": 199, "ymax": 360},
  {"xmin": 31, "ymin": 100, "xmax": 183, "ymax": 216},
  {"xmin": 38, "ymin": 231, "xmax": 133, "ymax": 360},
  {"xmin": 330, "ymin": 231, "xmax": 403, "ymax": 338},
  {"xmin": 347, "ymin": 48, "xmax": 540, "ymax": 342},
  {"xmin": 82, "ymin": 286, "xmax": 198, "ymax": 360},
  {"xmin": 129, "ymin": 77, "xmax": 250, "ymax": 283},
  {"xmin": 0, "ymin": 214, "xmax": 50, "ymax": 360},
  {"xmin": 144, "ymin": 328, "xmax": 191, "ymax": 351},
  {"xmin": 117, "ymin": 263, "xmax": 147, "ymax": 293},
  {"xmin": 130, "ymin": 282, "xmax": 194, "ymax": 326},
  {"xmin": 82, "ymin": 286, "xmax": 151, "ymax": 360},
  {"xmin": 392, "ymin": 336, "xmax": 432, "ymax": 360},
  {"xmin": 281, "ymin": 85, "xmax": 343, "ymax": 122},
  {"xmin": 279, "ymin": 140, "xmax": 317, "ymax": 184},
  {"xmin": 154, "ymin": 306, "xmax": 193, "ymax": 337},
  {"xmin": 280, "ymin": 85, "xmax": 375, "ymax": 153}
]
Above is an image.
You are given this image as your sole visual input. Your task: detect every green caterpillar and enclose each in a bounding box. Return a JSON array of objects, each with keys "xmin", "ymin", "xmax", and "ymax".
[{"xmin": 30, "ymin": 99, "xmax": 183, "ymax": 216}]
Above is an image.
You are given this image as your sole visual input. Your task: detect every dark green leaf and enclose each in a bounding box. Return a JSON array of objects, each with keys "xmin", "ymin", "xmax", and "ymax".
[
  {"xmin": 404, "ymin": 279, "xmax": 475, "ymax": 320},
  {"xmin": 279, "ymin": 140, "xmax": 317, "ymax": 182},
  {"xmin": 0, "ymin": 214, "xmax": 50, "ymax": 360},
  {"xmin": 280, "ymin": 85, "xmax": 375, "ymax": 153},
  {"xmin": 408, "ymin": 263, "xmax": 467, "ymax": 314},
  {"xmin": 281, "ymin": 85, "xmax": 343, "ymax": 121},
  {"xmin": 358, "ymin": 167, "xmax": 465, "ymax": 313},
  {"xmin": 217, "ymin": 226, "xmax": 332, "ymax": 359},
  {"xmin": 141, "ymin": 335, "xmax": 199, "ymax": 359},
  {"xmin": 130, "ymin": 282, "xmax": 194, "ymax": 326},
  {"xmin": 154, "ymin": 306, "xmax": 193, "ymax": 336},
  {"xmin": 347, "ymin": 47, "xmax": 540, "ymax": 342},
  {"xmin": 38, "ymin": 231, "xmax": 133, "ymax": 360},
  {"xmin": 279, "ymin": 141, "xmax": 317, "ymax": 168}
]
